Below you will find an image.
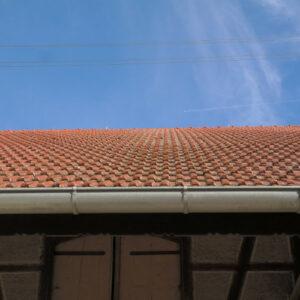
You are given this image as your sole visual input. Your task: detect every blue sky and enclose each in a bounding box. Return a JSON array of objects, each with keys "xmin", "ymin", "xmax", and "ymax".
[{"xmin": 0, "ymin": 0, "xmax": 299, "ymax": 129}]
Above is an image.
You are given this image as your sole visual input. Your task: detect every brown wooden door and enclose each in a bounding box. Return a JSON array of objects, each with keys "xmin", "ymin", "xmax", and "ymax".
[
  {"xmin": 118, "ymin": 236, "xmax": 181, "ymax": 300},
  {"xmin": 51, "ymin": 236, "xmax": 112, "ymax": 300},
  {"xmin": 50, "ymin": 235, "xmax": 181, "ymax": 300}
]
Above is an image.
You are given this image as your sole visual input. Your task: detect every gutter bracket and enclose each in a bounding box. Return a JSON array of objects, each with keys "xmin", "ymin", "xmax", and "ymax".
[
  {"xmin": 70, "ymin": 186, "xmax": 79, "ymax": 215},
  {"xmin": 182, "ymin": 186, "xmax": 189, "ymax": 214}
]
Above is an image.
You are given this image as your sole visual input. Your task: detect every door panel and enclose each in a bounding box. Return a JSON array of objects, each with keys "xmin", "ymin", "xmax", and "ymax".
[
  {"xmin": 118, "ymin": 236, "xmax": 181, "ymax": 300},
  {"xmin": 51, "ymin": 236, "xmax": 112, "ymax": 300}
]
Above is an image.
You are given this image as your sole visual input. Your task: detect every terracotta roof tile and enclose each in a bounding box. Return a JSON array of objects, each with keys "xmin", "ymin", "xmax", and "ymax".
[{"xmin": 0, "ymin": 127, "xmax": 298, "ymax": 188}]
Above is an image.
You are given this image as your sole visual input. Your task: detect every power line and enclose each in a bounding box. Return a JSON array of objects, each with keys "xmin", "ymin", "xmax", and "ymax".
[
  {"xmin": 184, "ymin": 99, "xmax": 300, "ymax": 113},
  {"xmin": 0, "ymin": 53, "xmax": 300, "ymax": 69},
  {"xmin": 0, "ymin": 35, "xmax": 300, "ymax": 49}
]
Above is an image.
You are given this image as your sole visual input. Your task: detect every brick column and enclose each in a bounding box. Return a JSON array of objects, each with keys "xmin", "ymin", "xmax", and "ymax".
[{"xmin": 0, "ymin": 235, "xmax": 45, "ymax": 300}]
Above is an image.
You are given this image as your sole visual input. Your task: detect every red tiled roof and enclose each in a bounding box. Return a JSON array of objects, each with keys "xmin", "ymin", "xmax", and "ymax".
[{"xmin": 0, "ymin": 127, "xmax": 299, "ymax": 188}]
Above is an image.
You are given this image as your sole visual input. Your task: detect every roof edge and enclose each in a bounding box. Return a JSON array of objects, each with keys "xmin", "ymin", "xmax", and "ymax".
[{"xmin": 0, "ymin": 185, "xmax": 299, "ymax": 193}]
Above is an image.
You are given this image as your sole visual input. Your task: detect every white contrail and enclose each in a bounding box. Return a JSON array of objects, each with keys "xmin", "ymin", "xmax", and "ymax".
[{"xmin": 184, "ymin": 99, "xmax": 300, "ymax": 113}]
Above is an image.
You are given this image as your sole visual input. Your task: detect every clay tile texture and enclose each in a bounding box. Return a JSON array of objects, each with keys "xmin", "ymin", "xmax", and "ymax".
[{"xmin": 0, "ymin": 126, "xmax": 299, "ymax": 188}]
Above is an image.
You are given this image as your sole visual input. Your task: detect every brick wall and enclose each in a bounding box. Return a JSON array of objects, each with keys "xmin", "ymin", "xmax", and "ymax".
[{"xmin": 0, "ymin": 235, "xmax": 45, "ymax": 300}]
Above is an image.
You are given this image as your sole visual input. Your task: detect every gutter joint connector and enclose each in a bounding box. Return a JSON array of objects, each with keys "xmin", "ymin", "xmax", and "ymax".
[
  {"xmin": 182, "ymin": 186, "xmax": 189, "ymax": 214},
  {"xmin": 70, "ymin": 186, "xmax": 79, "ymax": 215}
]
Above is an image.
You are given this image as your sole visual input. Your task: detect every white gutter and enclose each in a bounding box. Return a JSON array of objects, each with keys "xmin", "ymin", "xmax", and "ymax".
[{"xmin": 0, "ymin": 186, "xmax": 299, "ymax": 214}]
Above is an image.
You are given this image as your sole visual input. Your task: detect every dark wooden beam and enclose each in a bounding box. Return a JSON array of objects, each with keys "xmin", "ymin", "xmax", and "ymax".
[{"xmin": 0, "ymin": 213, "xmax": 300, "ymax": 235}]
